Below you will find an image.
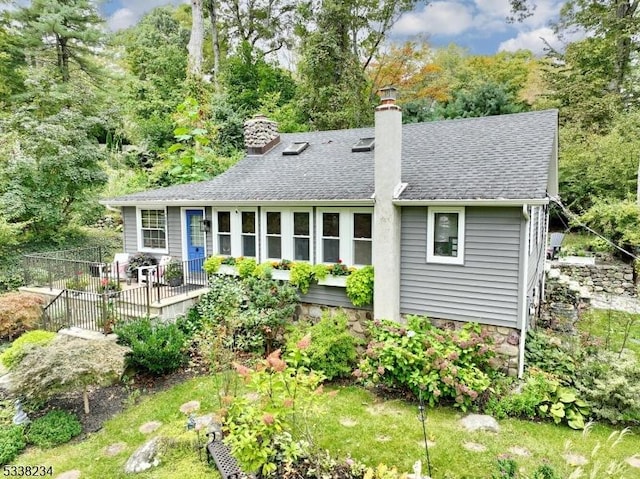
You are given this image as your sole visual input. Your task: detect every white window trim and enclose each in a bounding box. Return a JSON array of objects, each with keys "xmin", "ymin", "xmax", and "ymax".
[
  {"xmin": 537, "ymin": 206, "xmax": 544, "ymax": 247},
  {"xmin": 212, "ymin": 208, "xmax": 258, "ymax": 258},
  {"xmin": 260, "ymin": 208, "xmax": 313, "ymax": 262},
  {"xmin": 316, "ymin": 207, "xmax": 374, "ymax": 266},
  {"xmin": 136, "ymin": 206, "xmax": 169, "ymax": 254},
  {"xmin": 426, "ymin": 206, "xmax": 465, "ymax": 265}
]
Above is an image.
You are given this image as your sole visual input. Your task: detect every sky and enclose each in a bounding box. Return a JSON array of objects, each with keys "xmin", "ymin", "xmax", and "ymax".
[{"xmin": 100, "ymin": 0, "xmax": 566, "ymax": 57}]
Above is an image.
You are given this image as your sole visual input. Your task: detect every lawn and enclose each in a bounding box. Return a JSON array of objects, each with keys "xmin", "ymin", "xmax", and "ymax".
[
  {"xmin": 579, "ymin": 308, "xmax": 640, "ymax": 356},
  {"xmin": 14, "ymin": 377, "xmax": 639, "ymax": 478}
]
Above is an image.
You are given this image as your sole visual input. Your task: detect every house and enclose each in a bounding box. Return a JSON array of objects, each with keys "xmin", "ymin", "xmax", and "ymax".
[{"xmin": 104, "ymin": 90, "xmax": 558, "ymax": 376}]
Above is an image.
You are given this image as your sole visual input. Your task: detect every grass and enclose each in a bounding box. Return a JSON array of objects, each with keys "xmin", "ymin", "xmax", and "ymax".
[
  {"xmin": 14, "ymin": 377, "xmax": 639, "ymax": 478},
  {"xmin": 579, "ymin": 308, "xmax": 640, "ymax": 356}
]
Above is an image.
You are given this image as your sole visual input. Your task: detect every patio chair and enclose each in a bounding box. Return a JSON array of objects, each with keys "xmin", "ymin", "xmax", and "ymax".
[
  {"xmin": 546, "ymin": 233, "xmax": 565, "ymax": 260},
  {"xmin": 110, "ymin": 253, "xmax": 130, "ymax": 281},
  {"xmin": 138, "ymin": 255, "xmax": 172, "ymax": 285}
]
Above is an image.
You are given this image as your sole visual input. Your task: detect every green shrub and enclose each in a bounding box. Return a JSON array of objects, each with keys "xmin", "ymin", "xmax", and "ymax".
[
  {"xmin": 175, "ymin": 306, "xmax": 205, "ymax": 338},
  {"xmin": 27, "ymin": 410, "xmax": 82, "ymax": 448},
  {"xmin": 289, "ymin": 262, "xmax": 314, "ymax": 294},
  {"xmin": 1, "ymin": 330, "xmax": 56, "ymax": 369},
  {"xmin": 357, "ymin": 316, "xmax": 497, "ymax": 410},
  {"xmin": 524, "ymin": 329, "xmax": 579, "ymax": 383},
  {"xmin": 115, "ymin": 317, "xmax": 186, "ymax": 375},
  {"xmin": 346, "ymin": 266, "xmax": 374, "ymax": 307},
  {"xmin": 0, "ymin": 425, "xmax": 26, "ymax": 466},
  {"xmin": 197, "ymin": 275, "xmax": 244, "ymax": 324},
  {"xmin": 203, "ymin": 255, "xmax": 223, "ymax": 275},
  {"xmin": 236, "ymin": 257, "xmax": 257, "ymax": 278},
  {"xmin": 286, "ymin": 312, "xmax": 359, "ymax": 380},
  {"xmin": 574, "ymin": 349, "xmax": 640, "ymax": 424}
]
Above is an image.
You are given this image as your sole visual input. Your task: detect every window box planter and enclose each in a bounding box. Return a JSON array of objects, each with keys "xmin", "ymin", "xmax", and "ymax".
[
  {"xmin": 318, "ymin": 275, "xmax": 348, "ymax": 287},
  {"xmin": 218, "ymin": 265, "xmax": 239, "ymax": 276},
  {"xmin": 272, "ymin": 270, "xmax": 291, "ymax": 281}
]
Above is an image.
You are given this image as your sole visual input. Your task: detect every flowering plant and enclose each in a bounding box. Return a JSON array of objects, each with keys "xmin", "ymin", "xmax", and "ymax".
[{"xmin": 328, "ymin": 259, "xmax": 350, "ymax": 276}]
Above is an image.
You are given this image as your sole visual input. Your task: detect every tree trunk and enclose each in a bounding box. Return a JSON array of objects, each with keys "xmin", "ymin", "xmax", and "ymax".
[
  {"xmin": 187, "ymin": 0, "xmax": 205, "ymax": 78},
  {"xmin": 83, "ymin": 386, "xmax": 90, "ymax": 415},
  {"xmin": 207, "ymin": 0, "xmax": 220, "ymax": 87}
]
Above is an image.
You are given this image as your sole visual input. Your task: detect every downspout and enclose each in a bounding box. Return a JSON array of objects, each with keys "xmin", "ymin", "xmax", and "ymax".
[{"xmin": 518, "ymin": 204, "xmax": 530, "ymax": 378}]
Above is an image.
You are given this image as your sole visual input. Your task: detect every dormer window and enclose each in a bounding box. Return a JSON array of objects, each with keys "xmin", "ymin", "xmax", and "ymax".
[
  {"xmin": 352, "ymin": 137, "xmax": 375, "ymax": 152},
  {"xmin": 282, "ymin": 142, "xmax": 309, "ymax": 155}
]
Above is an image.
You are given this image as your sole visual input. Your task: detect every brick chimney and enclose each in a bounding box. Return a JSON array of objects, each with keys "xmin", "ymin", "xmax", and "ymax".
[
  {"xmin": 244, "ymin": 114, "xmax": 280, "ymax": 154},
  {"xmin": 373, "ymin": 86, "xmax": 402, "ymax": 322}
]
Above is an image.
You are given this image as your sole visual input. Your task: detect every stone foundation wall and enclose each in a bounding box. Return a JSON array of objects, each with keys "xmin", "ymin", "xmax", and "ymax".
[
  {"xmin": 557, "ymin": 263, "xmax": 635, "ymax": 296},
  {"xmin": 297, "ymin": 303, "xmax": 521, "ymax": 376}
]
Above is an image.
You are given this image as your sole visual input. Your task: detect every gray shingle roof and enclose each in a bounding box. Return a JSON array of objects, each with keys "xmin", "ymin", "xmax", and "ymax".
[{"xmin": 105, "ymin": 109, "xmax": 557, "ymax": 205}]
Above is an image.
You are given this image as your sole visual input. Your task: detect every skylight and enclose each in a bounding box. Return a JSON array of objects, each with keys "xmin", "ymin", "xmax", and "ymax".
[
  {"xmin": 352, "ymin": 137, "xmax": 375, "ymax": 152},
  {"xmin": 282, "ymin": 142, "xmax": 309, "ymax": 156}
]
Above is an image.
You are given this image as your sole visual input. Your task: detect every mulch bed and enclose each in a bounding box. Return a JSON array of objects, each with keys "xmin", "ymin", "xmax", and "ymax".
[{"xmin": 45, "ymin": 367, "xmax": 200, "ymax": 435}]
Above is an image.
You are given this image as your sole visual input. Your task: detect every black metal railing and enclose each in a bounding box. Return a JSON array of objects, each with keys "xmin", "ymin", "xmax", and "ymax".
[{"xmin": 39, "ymin": 257, "xmax": 209, "ymax": 333}]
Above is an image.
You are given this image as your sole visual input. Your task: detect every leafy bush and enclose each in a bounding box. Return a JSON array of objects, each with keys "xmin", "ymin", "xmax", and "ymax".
[
  {"xmin": 27, "ymin": 410, "xmax": 82, "ymax": 448},
  {"xmin": 125, "ymin": 252, "xmax": 157, "ymax": 279},
  {"xmin": 236, "ymin": 257, "xmax": 257, "ymax": 278},
  {"xmin": 9, "ymin": 335, "xmax": 129, "ymax": 414},
  {"xmin": 115, "ymin": 317, "xmax": 186, "ymax": 375},
  {"xmin": 0, "ymin": 425, "xmax": 26, "ymax": 466},
  {"xmin": 175, "ymin": 306, "xmax": 205, "ymax": 338},
  {"xmin": 346, "ymin": 266, "xmax": 374, "ymax": 307},
  {"xmin": 0, "ymin": 292, "xmax": 45, "ymax": 340},
  {"xmin": 357, "ymin": 316, "xmax": 497, "ymax": 410},
  {"xmin": 574, "ymin": 349, "xmax": 640, "ymax": 424},
  {"xmin": 524, "ymin": 329, "xmax": 580, "ymax": 384},
  {"xmin": 1, "ymin": 330, "xmax": 56, "ymax": 369},
  {"xmin": 289, "ymin": 262, "xmax": 314, "ymax": 293},
  {"xmin": 197, "ymin": 275, "xmax": 245, "ymax": 324},
  {"xmin": 203, "ymin": 255, "xmax": 223, "ymax": 275},
  {"xmin": 286, "ymin": 312, "xmax": 359, "ymax": 380}
]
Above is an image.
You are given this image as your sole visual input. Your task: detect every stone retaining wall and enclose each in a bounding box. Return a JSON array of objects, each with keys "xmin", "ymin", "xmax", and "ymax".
[
  {"xmin": 556, "ymin": 263, "xmax": 636, "ymax": 296},
  {"xmin": 296, "ymin": 303, "xmax": 520, "ymax": 376},
  {"xmin": 540, "ymin": 268, "xmax": 591, "ymax": 333}
]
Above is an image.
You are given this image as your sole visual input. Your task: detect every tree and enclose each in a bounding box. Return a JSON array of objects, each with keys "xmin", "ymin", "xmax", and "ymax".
[
  {"xmin": 0, "ymin": 18, "xmax": 26, "ymax": 103},
  {"xmin": 9, "ymin": 335, "xmax": 129, "ymax": 414},
  {"xmin": 205, "ymin": 0, "xmax": 221, "ymax": 85},
  {"xmin": 11, "ymin": 0, "xmax": 104, "ymax": 83},
  {"xmin": 435, "ymin": 81, "xmax": 527, "ymax": 119},
  {"xmin": 187, "ymin": 0, "xmax": 205, "ymax": 78}
]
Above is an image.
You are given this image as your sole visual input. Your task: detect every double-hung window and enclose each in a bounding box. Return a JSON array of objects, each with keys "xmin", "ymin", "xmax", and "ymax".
[
  {"xmin": 426, "ymin": 207, "xmax": 465, "ymax": 265},
  {"xmin": 293, "ymin": 212, "xmax": 311, "ymax": 261},
  {"xmin": 261, "ymin": 209, "xmax": 313, "ymax": 261},
  {"xmin": 241, "ymin": 211, "xmax": 257, "ymax": 257},
  {"xmin": 321, "ymin": 212, "xmax": 341, "ymax": 263},
  {"xmin": 265, "ymin": 212, "xmax": 282, "ymax": 259},
  {"xmin": 138, "ymin": 208, "xmax": 167, "ymax": 251},
  {"xmin": 317, "ymin": 208, "xmax": 373, "ymax": 265},
  {"xmin": 353, "ymin": 213, "xmax": 372, "ymax": 265},
  {"xmin": 217, "ymin": 211, "xmax": 232, "ymax": 255}
]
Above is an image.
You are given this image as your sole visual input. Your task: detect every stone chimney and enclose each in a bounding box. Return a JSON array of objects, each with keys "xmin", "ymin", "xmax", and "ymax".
[
  {"xmin": 373, "ymin": 86, "xmax": 402, "ymax": 322},
  {"xmin": 244, "ymin": 114, "xmax": 280, "ymax": 154}
]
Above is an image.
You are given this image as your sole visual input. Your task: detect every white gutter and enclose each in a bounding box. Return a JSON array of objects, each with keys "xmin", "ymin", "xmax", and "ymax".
[
  {"xmin": 518, "ymin": 204, "xmax": 530, "ymax": 378},
  {"xmin": 392, "ymin": 198, "xmax": 550, "ymax": 207},
  {"xmin": 100, "ymin": 199, "xmax": 376, "ymax": 208}
]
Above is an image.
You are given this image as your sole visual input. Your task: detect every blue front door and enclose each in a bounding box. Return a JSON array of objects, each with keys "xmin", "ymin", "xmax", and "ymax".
[{"xmin": 186, "ymin": 210, "xmax": 206, "ymax": 272}]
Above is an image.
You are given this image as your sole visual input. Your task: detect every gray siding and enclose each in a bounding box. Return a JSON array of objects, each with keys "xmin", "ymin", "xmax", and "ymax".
[
  {"xmin": 123, "ymin": 206, "xmax": 137, "ymax": 254},
  {"xmin": 301, "ymin": 284, "xmax": 361, "ymax": 309},
  {"xmin": 166, "ymin": 207, "xmax": 183, "ymax": 258},
  {"xmin": 526, "ymin": 205, "xmax": 547, "ymax": 325},
  {"xmin": 400, "ymin": 206, "xmax": 522, "ymax": 327}
]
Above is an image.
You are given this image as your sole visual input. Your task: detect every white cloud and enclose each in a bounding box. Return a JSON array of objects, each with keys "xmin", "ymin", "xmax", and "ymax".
[
  {"xmin": 498, "ymin": 27, "xmax": 560, "ymax": 55},
  {"xmin": 106, "ymin": 0, "xmax": 187, "ymax": 31},
  {"xmin": 394, "ymin": 2, "xmax": 474, "ymax": 36}
]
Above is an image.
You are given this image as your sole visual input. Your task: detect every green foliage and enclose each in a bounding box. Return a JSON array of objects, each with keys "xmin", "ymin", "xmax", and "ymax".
[
  {"xmin": 487, "ymin": 371, "xmax": 589, "ymax": 429},
  {"xmin": 114, "ymin": 317, "xmax": 186, "ymax": 375},
  {"xmin": 286, "ymin": 312, "xmax": 359, "ymax": 380},
  {"xmin": 163, "ymin": 259, "xmax": 183, "ymax": 282},
  {"xmin": 289, "ymin": 262, "xmax": 314, "ymax": 294},
  {"xmin": 524, "ymin": 329, "xmax": 578, "ymax": 384},
  {"xmin": 346, "ymin": 266, "xmax": 374, "ymax": 307},
  {"xmin": 252, "ymin": 262, "xmax": 273, "ymax": 279},
  {"xmin": 1, "ymin": 330, "xmax": 56, "ymax": 369},
  {"xmin": 0, "ymin": 292, "xmax": 45, "ymax": 341},
  {"xmin": 236, "ymin": 257, "xmax": 257, "ymax": 279},
  {"xmin": 9, "ymin": 336, "xmax": 128, "ymax": 414},
  {"xmin": 203, "ymin": 255, "xmax": 223, "ymax": 275},
  {"xmin": 358, "ymin": 317, "xmax": 497, "ymax": 410},
  {"xmin": 577, "ymin": 197, "xmax": 640, "ymax": 257},
  {"xmin": 0, "ymin": 425, "xmax": 26, "ymax": 466},
  {"xmin": 574, "ymin": 350, "xmax": 640, "ymax": 424},
  {"xmin": 223, "ymin": 348, "xmax": 323, "ymax": 476},
  {"xmin": 197, "ymin": 275, "xmax": 244, "ymax": 323},
  {"xmin": 125, "ymin": 252, "xmax": 158, "ymax": 277},
  {"xmin": 435, "ymin": 81, "xmax": 527, "ymax": 119},
  {"xmin": 27, "ymin": 410, "xmax": 82, "ymax": 449},
  {"xmin": 175, "ymin": 307, "xmax": 205, "ymax": 338}
]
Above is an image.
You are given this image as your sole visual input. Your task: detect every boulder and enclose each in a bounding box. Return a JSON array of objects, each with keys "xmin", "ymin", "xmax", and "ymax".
[{"xmin": 124, "ymin": 437, "xmax": 163, "ymax": 474}]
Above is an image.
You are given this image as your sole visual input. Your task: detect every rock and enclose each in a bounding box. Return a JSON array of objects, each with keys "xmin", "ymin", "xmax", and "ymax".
[
  {"xmin": 462, "ymin": 441, "xmax": 487, "ymax": 452},
  {"xmin": 563, "ymin": 453, "xmax": 588, "ymax": 466},
  {"xmin": 124, "ymin": 437, "xmax": 163, "ymax": 474},
  {"xmin": 104, "ymin": 442, "xmax": 127, "ymax": 457},
  {"xmin": 194, "ymin": 414, "xmax": 215, "ymax": 430},
  {"xmin": 0, "ymin": 372, "xmax": 12, "ymax": 392},
  {"xmin": 179, "ymin": 400, "xmax": 200, "ymax": 415},
  {"xmin": 308, "ymin": 306, "xmax": 322, "ymax": 319},
  {"xmin": 460, "ymin": 414, "xmax": 500, "ymax": 433},
  {"xmin": 496, "ymin": 343, "xmax": 519, "ymax": 358},
  {"xmin": 56, "ymin": 471, "xmax": 81, "ymax": 479},
  {"xmin": 138, "ymin": 421, "xmax": 162, "ymax": 434},
  {"xmin": 626, "ymin": 456, "xmax": 640, "ymax": 468},
  {"xmin": 507, "ymin": 446, "xmax": 530, "ymax": 457},
  {"xmin": 339, "ymin": 417, "xmax": 358, "ymax": 427}
]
